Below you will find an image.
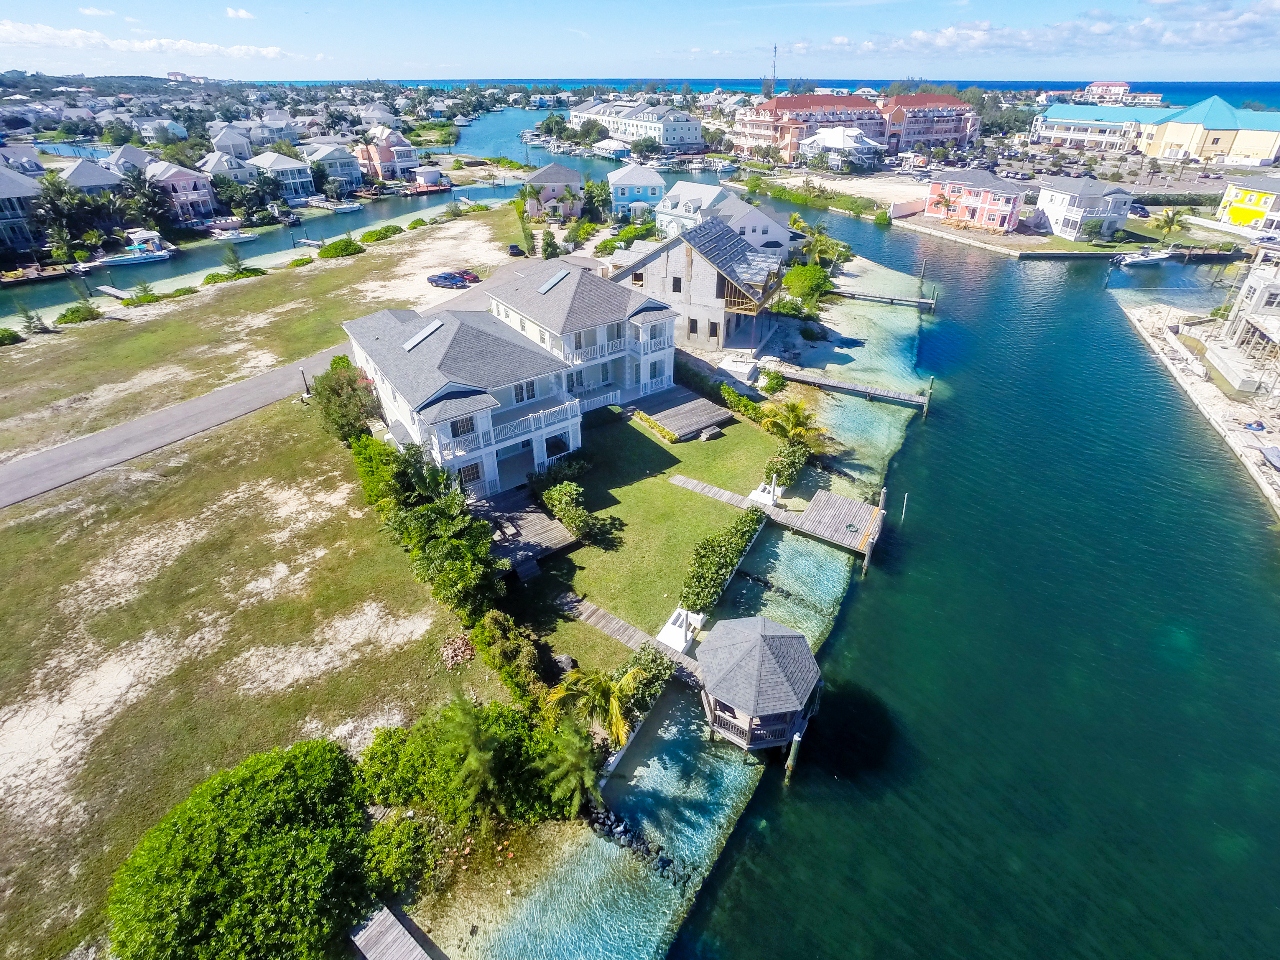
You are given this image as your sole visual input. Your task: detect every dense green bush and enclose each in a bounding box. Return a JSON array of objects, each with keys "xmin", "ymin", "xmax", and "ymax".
[
  {"xmin": 122, "ymin": 285, "xmax": 196, "ymax": 306},
  {"xmin": 763, "ymin": 440, "xmax": 810, "ymax": 487},
  {"xmin": 783, "ymin": 263, "xmax": 834, "ymax": 303},
  {"xmin": 616, "ymin": 644, "xmax": 674, "ymax": 715},
  {"xmin": 770, "ymin": 295, "xmax": 819, "ymax": 322},
  {"xmin": 1132, "ymin": 193, "xmax": 1222, "ymax": 206},
  {"xmin": 527, "ymin": 454, "xmax": 592, "ymax": 499},
  {"xmin": 720, "ymin": 383, "xmax": 763, "ymax": 422},
  {"xmin": 55, "ymin": 301, "xmax": 102, "ymax": 325},
  {"xmin": 594, "ymin": 220, "xmax": 657, "ymax": 256},
  {"xmin": 680, "ymin": 509, "xmax": 766, "ymax": 613},
  {"xmin": 360, "ymin": 224, "xmax": 405, "ymax": 243},
  {"xmin": 313, "ymin": 354, "xmax": 379, "ymax": 443},
  {"xmin": 286, "ymin": 255, "xmax": 314, "ymax": 268},
  {"xmin": 759, "ymin": 369, "xmax": 787, "ymax": 395},
  {"xmin": 874, "ymin": 210, "xmax": 892, "ymax": 227},
  {"xmin": 798, "ymin": 322, "xmax": 829, "ymax": 342},
  {"xmin": 351, "ymin": 434, "xmax": 400, "ymax": 505},
  {"xmin": 318, "ymin": 237, "xmax": 365, "ymax": 259},
  {"xmin": 542, "ymin": 481, "xmax": 591, "ymax": 535},
  {"xmin": 0, "ymin": 327, "xmax": 25, "ymax": 346},
  {"xmin": 202, "ymin": 267, "xmax": 267, "ymax": 285},
  {"xmin": 470, "ymin": 610, "xmax": 548, "ymax": 707},
  {"xmin": 364, "ymin": 813, "xmax": 441, "ymax": 897},
  {"xmin": 407, "ymin": 218, "xmax": 428, "ymax": 230},
  {"xmin": 107, "ymin": 741, "xmax": 370, "ymax": 960}
]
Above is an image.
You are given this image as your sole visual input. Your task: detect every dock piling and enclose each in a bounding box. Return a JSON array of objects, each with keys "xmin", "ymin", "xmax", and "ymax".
[
  {"xmin": 784, "ymin": 732, "xmax": 802, "ymax": 785},
  {"xmin": 901, "ymin": 492, "xmax": 908, "ymax": 524},
  {"xmin": 923, "ymin": 376, "xmax": 935, "ymax": 418}
]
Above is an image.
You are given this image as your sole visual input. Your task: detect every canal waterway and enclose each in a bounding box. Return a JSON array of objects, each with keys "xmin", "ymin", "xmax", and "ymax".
[{"xmin": 670, "ymin": 211, "xmax": 1280, "ymax": 960}]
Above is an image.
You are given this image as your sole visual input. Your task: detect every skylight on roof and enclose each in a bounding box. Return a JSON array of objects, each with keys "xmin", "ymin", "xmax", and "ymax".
[
  {"xmin": 402, "ymin": 319, "xmax": 443, "ymax": 352},
  {"xmin": 538, "ymin": 269, "xmax": 571, "ymax": 294}
]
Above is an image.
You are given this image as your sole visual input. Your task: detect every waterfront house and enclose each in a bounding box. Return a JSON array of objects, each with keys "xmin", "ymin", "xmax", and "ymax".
[
  {"xmin": 524, "ymin": 163, "xmax": 584, "ymax": 218},
  {"xmin": 352, "ymin": 128, "xmax": 418, "ymax": 181},
  {"xmin": 1201, "ymin": 247, "xmax": 1280, "ymax": 397},
  {"xmin": 568, "ymin": 100, "xmax": 703, "ymax": 150},
  {"xmin": 699, "ymin": 617, "xmax": 821, "ymax": 753},
  {"xmin": 925, "ymin": 171, "xmax": 1024, "ymax": 234},
  {"xmin": 655, "ymin": 181, "xmax": 802, "ymax": 256},
  {"xmin": 144, "ymin": 161, "xmax": 215, "ymax": 222},
  {"xmin": 0, "ymin": 165, "xmax": 40, "ymax": 252},
  {"xmin": 608, "ymin": 215, "xmax": 786, "ymax": 353},
  {"xmin": 300, "ymin": 143, "xmax": 363, "ymax": 194},
  {"xmin": 246, "ymin": 152, "xmax": 314, "ymax": 203},
  {"xmin": 798, "ymin": 125, "xmax": 883, "ymax": 170},
  {"xmin": 196, "ymin": 151, "xmax": 254, "ymax": 186},
  {"xmin": 1032, "ymin": 176, "xmax": 1132, "ymax": 241},
  {"xmin": 101, "ymin": 144, "xmax": 155, "ymax": 178},
  {"xmin": 211, "ymin": 128, "xmax": 252, "ymax": 160},
  {"xmin": 607, "ymin": 164, "xmax": 666, "ymax": 218},
  {"xmin": 1215, "ymin": 177, "xmax": 1280, "ymax": 232},
  {"xmin": 58, "ymin": 159, "xmax": 122, "ymax": 196}
]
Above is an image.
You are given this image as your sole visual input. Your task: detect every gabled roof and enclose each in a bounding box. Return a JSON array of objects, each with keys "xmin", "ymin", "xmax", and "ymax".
[
  {"xmin": 211, "ymin": 127, "xmax": 250, "ymax": 145},
  {"xmin": 196, "ymin": 151, "xmax": 249, "ymax": 175},
  {"xmin": 662, "ymin": 180, "xmax": 728, "ymax": 211},
  {"xmin": 1036, "ymin": 175, "xmax": 1133, "ymax": 200},
  {"xmin": 145, "ymin": 160, "xmax": 206, "ymax": 182},
  {"xmin": 0, "ymin": 165, "xmax": 40, "ymax": 201},
  {"xmin": 247, "ymin": 151, "xmax": 309, "ymax": 172},
  {"xmin": 343, "ymin": 308, "xmax": 569, "ymax": 423},
  {"xmin": 526, "ymin": 162, "xmax": 583, "ymax": 187},
  {"xmin": 608, "ymin": 163, "xmax": 666, "ymax": 188},
  {"xmin": 698, "ymin": 617, "xmax": 819, "ymax": 717},
  {"xmin": 932, "ymin": 169, "xmax": 1022, "ymax": 194},
  {"xmin": 58, "ymin": 159, "xmax": 122, "ymax": 190},
  {"xmin": 1160, "ymin": 96, "xmax": 1280, "ymax": 132},
  {"xmin": 104, "ymin": 144, "xmax": 154, "ymax": 171},
  {"xmin": 487, "ymin": 260, "xmax": 677, "ymax": 335},
  {"xmin": 682, "ymin": 217, "xmax": 783, "ymax": 297}
]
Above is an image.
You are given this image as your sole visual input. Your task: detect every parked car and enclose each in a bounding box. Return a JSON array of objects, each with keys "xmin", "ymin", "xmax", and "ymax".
[
  {"xmin": 1131, "ymin": 204, "xmax": 1151, "ymax": 219},
  {"xmin": 508, "ymin": 244, "xmax": 525, "ymax": 257},
  {"xmin": 454, "ymin": 269, "xmax": 480, "ymax": 283},
  {"xmin": 428, "ymin": 274, "xmax": 468, "ymax": 288}
]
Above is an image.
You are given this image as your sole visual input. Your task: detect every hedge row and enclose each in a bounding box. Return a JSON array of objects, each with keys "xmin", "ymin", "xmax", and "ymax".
[
  {"xmin": 1131, "ymin": 193, "xmax": 1223, "ymax": 206},
  {"xmin": 680, "ymin": 508, "xmax": 765, "ymax": 613}
]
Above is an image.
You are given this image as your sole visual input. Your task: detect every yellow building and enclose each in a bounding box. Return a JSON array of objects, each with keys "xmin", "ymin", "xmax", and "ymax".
[
  {"xmin": 1216, "ymin": 177, "xmax": 1280, "ymax": 231},
  {"xmin": 1139, "ymin": 97, "xmax": 1280, "ymax": 167}
]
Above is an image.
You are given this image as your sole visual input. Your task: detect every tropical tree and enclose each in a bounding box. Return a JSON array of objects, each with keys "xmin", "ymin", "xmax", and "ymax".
[
  {"xmin": 759, "ymin": 399, "xmax": 823, "ymax": 448},
  {"xmin": 932, "ymin": 193, "xmax": 956, "ymax": 219},
  {"xmin": 15, "ymin": 303, "xmax": 53, "ymax": 336},
  {"xmin": 1154, "ymin": 207, "xmax": 1188, "ymax": 243},
  {"xmin": 221, "ymin": 244, "xmax": 245, "ymax": 275},
  {"xmin": 439, "ymin": 695, "xmax": 503, "ymax": 820},
  {"xmin": 549, "ymin": 666, "xmax": 648, "ymax": 748},
  {"xmin": 538, "ymin": 722, "xmax": 601, "ymax": 816}
]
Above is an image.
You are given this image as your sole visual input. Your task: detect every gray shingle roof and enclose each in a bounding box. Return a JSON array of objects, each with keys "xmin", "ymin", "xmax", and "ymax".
[
  {"xmin": 698, "ymin": 617, "xmax": 819, "ymax": 717},
  {"xmin": 932, "ymin": 169, "xmax": 1023, "ymax": 194},
  {"xmin": 487, "ymin": 261, "xmax": 678, "ymax": 335},
  {"xmin": 59, "ymin": 159, "xmax": 122, "ymax": 190},
  {"xmin": 682, "ymin": 217, "xmax": 784, "ymax": 299},
  {"xmin": 343, "ymin": 308, "xmax": 569, "ymax": 424},
  {"xmin": 1225, "ymin": 175, "xmax": 1280, "ymax": 194},
  {"xmin": 0, "ymin": 164, "xmax": 41, "ymax": 200},
  {"xmin": 1035, "ymin": 175, "xmax": 1133, "ymax": 200},
  {"xmin": 526, "ymin": 162, "xmax": 583, "ymax": 187}
]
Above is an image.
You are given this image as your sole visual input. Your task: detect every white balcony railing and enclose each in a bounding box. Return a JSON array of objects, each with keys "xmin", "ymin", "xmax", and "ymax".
[
  {"xmin": 580, "ymin": 390, "xmax": 620, "ymax": 413},
  {"xmin": 641, "ymin": 375, "xmax": 673, "ymax": 396},
  {"xmin": 564, "ymin": 337, "xmax": 631, "ymax": 364},
  {"xmin": 463, "ymin": 477, "xmax": 500, "ymax": 502},
  {"xmin": 491, "ymin": 398, "xmax": 580, "ymax": 444},
  {"xmin": 436, "ymin": 429, "xmax": 492, "ymax": 459},
  {"xmin": 641, "ymin": 335, "xmax": 673, "ymax": 355}
]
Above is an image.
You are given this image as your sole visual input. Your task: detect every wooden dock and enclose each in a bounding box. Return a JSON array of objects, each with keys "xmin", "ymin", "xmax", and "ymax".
[
  {"xmin": 760, "ymin": 358, "xmax": 932, "ymax": 414},
  {"xmin": 96, "ymin": 285, "xmax": 132, "ymax": 300},
  {"xmin": 832, "ymin": 290, "xmax": 936, "ymax": 312},
  {"xmin": 668, "ymin": 475, "xmax": 885, "ymax": 571},
  {"xmin": 471, "ymin": 488, "xmax": 576, "ymax": 580},
  {"xmin": 555, "ymin": 592, "xmax": 701, "ymax": 684}
]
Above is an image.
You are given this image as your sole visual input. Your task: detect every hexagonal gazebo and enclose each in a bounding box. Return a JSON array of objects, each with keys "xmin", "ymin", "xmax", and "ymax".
[{"xmin": 697, "ymin": 616, "xmax": 821, "ymax": 753}]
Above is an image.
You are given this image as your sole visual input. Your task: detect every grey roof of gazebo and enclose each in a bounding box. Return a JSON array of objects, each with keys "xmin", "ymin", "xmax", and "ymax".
[{"xmin": 698, "ymin": 617, "xmax": 819, "ymax": 717}]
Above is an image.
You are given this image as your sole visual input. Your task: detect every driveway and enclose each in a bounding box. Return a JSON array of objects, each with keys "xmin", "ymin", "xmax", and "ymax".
[{"xmin": 0, "ymin": 344, "xmax": 347, "ymax": 509}]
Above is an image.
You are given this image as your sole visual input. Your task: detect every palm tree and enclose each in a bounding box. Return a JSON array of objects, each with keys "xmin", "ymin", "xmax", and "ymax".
[
  {"xmin": 439, "ymin": 694, "xmax": 502, "ymax": 819},
  {"xmin": 538, "ymin": 722, "xmax": 602, "ymax": 816},
  {"xmin": 932, "ymin": 194, "xmax": 956, "ymax": 219},
  {"xmin": 220, "ymin": 244, "xmax": 245, "ymax": 275},
  {"xmin": 1154, "ymin": 207, "xmax": 1188, "ymax": 244},
  {"xmin": 549, "ymin": 666, "xmax": 648, "ymax": 748},
  {"xmin": 759, "ymin": 399, "xmax": 823, "ymax": 448}
]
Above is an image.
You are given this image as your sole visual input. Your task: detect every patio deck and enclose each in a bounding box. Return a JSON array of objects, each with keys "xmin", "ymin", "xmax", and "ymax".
[
  {"xmin": 631, "ymin": 387, "xmax": 737, "ymax": 441},
  {"xmin": 471, "ymin": 487, "xmax": 576, "ymax": 580}
]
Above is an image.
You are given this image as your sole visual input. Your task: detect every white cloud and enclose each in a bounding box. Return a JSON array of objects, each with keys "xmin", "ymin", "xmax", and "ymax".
[
  {"xmin": 124, "ymin": 16, "xmax": 139, "ymax": 22},
  {"xmin": 78, "ymin": 6, "xmax": 114, "ymax": 14},
  {"xmin": 226, "ymin": 7, "xmax": 255, "ymax": 18},
  {"xmin": 831, "ymin": 35, "xmax": 850, "ymax": 44},
  {"xmin": 0, "ymin": 19, "xmax": 286, "ymax": 58}
]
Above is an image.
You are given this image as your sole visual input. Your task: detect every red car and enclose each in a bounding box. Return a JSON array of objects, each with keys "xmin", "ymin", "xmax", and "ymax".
[{"xmin": 454, "ymin": 269, "xmax": 480, "ymax": 283}]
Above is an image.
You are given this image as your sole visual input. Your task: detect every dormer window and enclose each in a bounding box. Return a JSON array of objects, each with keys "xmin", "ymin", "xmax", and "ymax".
[{"xmin": 513, "ymin": 380, "xmax": 537, "ymax": 403}]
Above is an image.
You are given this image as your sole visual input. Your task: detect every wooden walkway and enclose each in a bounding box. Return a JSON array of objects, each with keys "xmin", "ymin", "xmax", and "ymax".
[
  {"xmin": 632, "ymin": 386, "xmax": 736, "ymax": 441},
  {"xmin": 669, "ymin": 475, "xmax": 884, "ymax": 560},
  {"xmin": 555, "ymin": 592, "xmax": 702, "ymax": 685},
  {"xmin": 95, "ymin": 285, "xmax": 132, "ymax": 300},
  {"xmin": 832, "ymin": 290, "xmax": 936, "ymax": 312},
  {"xmin": 350, "ymin": 905, "xmax": 438, "ymax": 960},
  {"xmin": 471, "ymin": 488, "xmax": 576, "ymax": 579},
  {"xmin": 760, "ymin": 358, "xmax": 931, "ymax": 413}
]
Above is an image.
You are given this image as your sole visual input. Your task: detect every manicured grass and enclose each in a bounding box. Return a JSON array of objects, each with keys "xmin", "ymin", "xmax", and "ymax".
[
  {"xmin": 535, "ymin": 416, "xmax": 779, "ymax": 635},
  {"xmin": 474, "ymin": 203, "xmax": 525, "ymax": 252}
]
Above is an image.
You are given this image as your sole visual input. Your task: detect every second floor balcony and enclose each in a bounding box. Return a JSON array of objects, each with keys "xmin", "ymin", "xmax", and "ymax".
[{"xmin": 433, "ymin": 396, "xmax": 581, "ymax": 460}]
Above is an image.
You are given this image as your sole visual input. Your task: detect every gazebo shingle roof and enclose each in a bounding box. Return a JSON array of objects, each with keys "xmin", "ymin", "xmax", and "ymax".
[{"xmin": 698, "ymin": 617, "xmax": 819, "ymax": 717}]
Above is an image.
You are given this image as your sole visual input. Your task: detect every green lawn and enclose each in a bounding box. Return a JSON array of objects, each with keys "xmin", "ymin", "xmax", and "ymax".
[
  {"xmin": 0, "ymin": 397, "xmax": 619, "ymax": 960},
  {"xmin": 527, "ymin": 415, "xmax": 779, "ymax": 635}
]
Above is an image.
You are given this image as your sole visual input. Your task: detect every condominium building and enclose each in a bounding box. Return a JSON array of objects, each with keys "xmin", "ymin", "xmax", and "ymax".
[{"xmin": 568, "ymin": 99, "xmax": 703, "ymax": 149}]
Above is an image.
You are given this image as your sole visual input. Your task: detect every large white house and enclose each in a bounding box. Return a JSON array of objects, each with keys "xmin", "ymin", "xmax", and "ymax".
[
  {"xmin": 246, "ymin": 151, "xmax": 315, "ymax": 202},
  {"xmin": 1031, "ymin": 175, "xmax": 1133, "ymax": 241},
  {"xmin": 654, "ymin": 181, "xmax": 803, "ymax": 256},
  {"xmin": 300, "ymin": 143, "xmax": 363, "ymax": 194},
  {"xmin": 197, "ymin": 151, "xmax": 253, "ymax": 185},
  {"xmin": 607, "ymin": 163, "xmax": 666, "ymax": 218},
  {"xmin": 343, "ymin": 259, "xmax": 679, "ymax": 497},
  {"xmin": 798, "ymin": 126, "xmax": 883, "ymax": 170},
  {"xmin": 569, "ymin": 99, "xmax": 703, "ymax": 150}
]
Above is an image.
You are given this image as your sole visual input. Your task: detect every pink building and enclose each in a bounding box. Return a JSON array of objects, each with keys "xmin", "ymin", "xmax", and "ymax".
[
  {"xmin": 523, "ymin": 162, "xmax": 583, "ymax": 218},
  {"xmin": 144, "ymin": 160, "xmax": 214, "ymax": 223},
  {"xmin": 925, "ymin": 171, "xmax": 1023, "ymax": 234}
]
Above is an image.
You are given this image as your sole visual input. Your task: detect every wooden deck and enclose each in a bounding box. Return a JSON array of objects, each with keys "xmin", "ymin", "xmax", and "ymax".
[
  {"xmin": 471, "ymin": 487, "xmax": 576, "ymax": 578},
  {"xmin": 350, "ymin": 905, "xmax": 436, "ymax": 960},
  {"xmin": 832, "ymin": 290, "xmax": 936, "ymax": 312},
  {"xmin": 631, "ymin": 386, "xmax": 737, "ymax": 441},
  {"xmin": 759, "ymin": 358, "xmax": 931, "ymax": 412},
  {"xmin": 555, "ymin": 592, "xmax": 702, "ymax": 685},
  {"xmin": 668, "ymin": 475, "xmax": 884, "ymax": 559}
]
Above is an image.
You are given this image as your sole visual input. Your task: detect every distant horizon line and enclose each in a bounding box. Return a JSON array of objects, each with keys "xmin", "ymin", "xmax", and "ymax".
[{"xmin": 240, "ymin": 78, "xmax": 1280, "ymax": 87}]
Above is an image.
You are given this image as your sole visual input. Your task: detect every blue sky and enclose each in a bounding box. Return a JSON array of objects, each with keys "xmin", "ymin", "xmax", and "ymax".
[{"xmin": 1, "ymin": 0, "xmax": 1278, "ymax": 83}]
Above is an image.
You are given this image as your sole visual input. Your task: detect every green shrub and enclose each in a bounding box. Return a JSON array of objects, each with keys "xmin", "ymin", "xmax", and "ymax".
[
  {"xmin": 594, "ymin": 220, "xmax": 656, "ymax": 257},
  {"xmin": 451, "ymin": 158, "xmax": 465, "ymax": 170},
  {"xmin": 874, "ymin": 209, "xmax": 892, "ymax": 227},
  {"xmin": 364, "ymin": 812, "xmax": 440, "ymax": 898},
  {"xmin": 470, "ymin": 610, "xmax": 548, "ymax": 708},
  {"xmin": 783, "ymin": 263, "xmax": 834, "ymax": 302},
  {"xmin": 763, "ymin": 440, "xmax": 809, "ymax": 487},
  {"xmin": 73, "ymin": 249, "xmax": 91, "ymax": 263},
  {"xmin": 616, "ymin": 644, "xmax": 674, "ymax": 715},
  {"xmin": 760, "ymin": 369, "xmax": 787, "ymax": 395},
  {"xmin": 407, "ymin": 217, "xmax": 428, "ymax": 229},
  {"xmin": 318, "ymin": 237, "xmax": 365, "ymax": 259},
  {"xmin": 680, "ymin": 509, "xmax": 765, "ymax": 613},
  {"xmin": 122, "ymin": 285, "xmax": 196, "ymax": 307},
  {"xmin": 542, "ymin": 481, "xmax": 591, "ymax": 535},
  {"xmin": 720, "ymin": 383, "xmax": 762, "ymax": 422},
  {"xmin": 798, "ymin": 322, "xmax": 828, "ymax": 342},
  {"xmin": 202, "ymin": 267, "xmax": 267, "ymax": 285},
  {"xmin": 286, "ymin": 255, "xmax": 314, "ymax": 268},
  {"xmin": 313, "ymin": 354, "xmax": 379, "ymax": 443},
  {"xmin": 0, "ymin": 327, "xmax": 25, "ymax": 346},
  {"xmin": 107, "ymin": 741, "xmax": 369, "ymax": 960},
  {"xmin": 351, "ymin": 433, "xmax": 399, "ymax": 505},
  {"xmin": 527, "ymin": 454, "xmax": 592, "ymax": 499},
  {"xmin": 55, "ymin": 301, "xmax": 102, "ymax": 325},
  {"xmin": 360, "ymin": 224, "xmax": 405, "ymax": 243}
]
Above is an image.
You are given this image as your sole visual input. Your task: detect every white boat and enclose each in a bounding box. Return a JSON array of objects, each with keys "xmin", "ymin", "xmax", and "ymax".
[
  {"xmin": 211, "ymin": 228, "xmax": 257, "ymax": 243},
  {"xmin": 99, "ymin": 229, "xmax": 171, "ymax": 265},
  {"xmin": 306, "ymin": 197, "xmax": 361, "ymax": 213},
  {"xmin": 1114, "ymin": 246, "xmax": 1172, "ymax": 267}
]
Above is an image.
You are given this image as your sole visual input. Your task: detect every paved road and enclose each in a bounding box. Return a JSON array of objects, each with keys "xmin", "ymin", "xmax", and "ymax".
[{"xmin": 0, "ymin": 344, "xmax": 346, "ymax": 509}]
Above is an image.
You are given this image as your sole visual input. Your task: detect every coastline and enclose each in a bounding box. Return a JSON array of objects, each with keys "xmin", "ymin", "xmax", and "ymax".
[{"xmin": 1120, "ymin": 302, "xmax": 1280, "ymax": 520}]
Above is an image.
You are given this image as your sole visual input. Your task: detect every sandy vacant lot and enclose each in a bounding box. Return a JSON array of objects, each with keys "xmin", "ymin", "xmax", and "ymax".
[{"xmin": 775, "ymin": 173, "xmax": 930, "ymax": 206}]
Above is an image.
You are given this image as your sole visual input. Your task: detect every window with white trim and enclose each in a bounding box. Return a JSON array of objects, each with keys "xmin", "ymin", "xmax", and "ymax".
[
  {"xmin": 458, "ymin": 462, "xmax": 482, "ymax": 487},
  {"xmin": 450, "ymin": 416, "xmax": 475, "ymax": 438},
  {"xmin": 513, "ymin": 380, "xmax": 537, "ymax": 403}
]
